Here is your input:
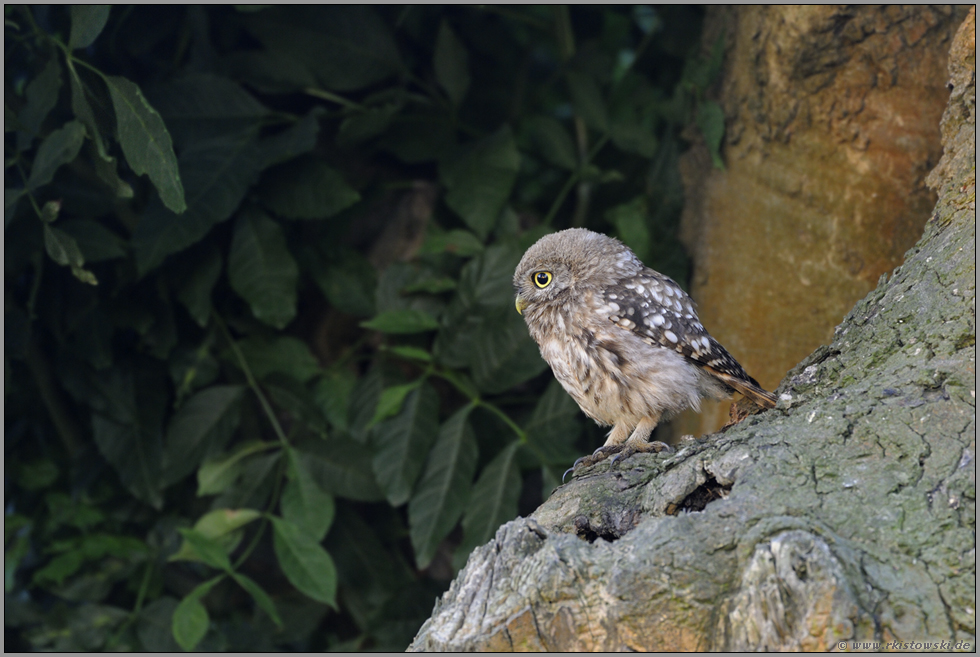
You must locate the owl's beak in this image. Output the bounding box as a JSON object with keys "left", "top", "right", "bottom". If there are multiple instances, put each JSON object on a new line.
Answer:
{"left": 515, "top": 295, "right": 527, "bottom": 315}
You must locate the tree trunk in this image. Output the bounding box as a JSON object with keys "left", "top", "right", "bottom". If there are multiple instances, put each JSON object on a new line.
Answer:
{"left": 672, "top": 5, "right": 966, "bottom": 438}
{"left": 409, "top": 8, "right": 975, "bottom": 652}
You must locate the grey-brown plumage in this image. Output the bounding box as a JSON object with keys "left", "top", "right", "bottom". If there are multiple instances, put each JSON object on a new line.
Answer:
{"left": 514, "top": 228, "right": 776, "bottom": 471}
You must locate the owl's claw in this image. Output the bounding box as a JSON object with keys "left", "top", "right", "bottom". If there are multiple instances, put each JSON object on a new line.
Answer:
{"left": 564, "top": 441, "right": 673, "bottom": 480}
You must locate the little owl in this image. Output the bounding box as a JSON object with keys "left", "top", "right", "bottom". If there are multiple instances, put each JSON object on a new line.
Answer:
{"left": 514, "top": 228, "right": 776, "bottom": 474}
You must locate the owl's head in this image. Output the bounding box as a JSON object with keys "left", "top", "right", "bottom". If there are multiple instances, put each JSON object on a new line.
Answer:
{"left": 513, "top": 228, "right": 639, "bottom": 316}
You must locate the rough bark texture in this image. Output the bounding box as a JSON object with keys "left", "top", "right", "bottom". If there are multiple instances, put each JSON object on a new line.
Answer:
{"left": 409, "top": 9, "right": 975, "bottom": 652}
{"left": 673, "top": 5, "right": 968, "bottom": 437}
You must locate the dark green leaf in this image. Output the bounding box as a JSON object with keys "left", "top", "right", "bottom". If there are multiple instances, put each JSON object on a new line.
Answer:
{"left": 40, "top": 200, "right": 60, "bottom": 223}
{"left": 147, "top": 73, "right": 269, "bottom": 147}
{"left": 409, "top": 406, "right": 478, "bottom": 569}
{"left": 523, "top": 379, "right": 581, "bottom": 466}
{"left": 234, "top": 335, "right": 321, "bottom": 383}
{"left": 299, "top": 439, "right": 384, "bottom": 502}
{"left": 526, "top": 116, "right": 577, "bottom": 170}
{"left": 174, "top": 247, "right": 222, "bottom": 326}
{"left": 271, "top": 516, "right": 338, "bottom": 607}
{"left": 163, "top": 385, "right": 245, "bottom": 486}
{"left": 337, "top": 104, "right": 400, "bottom": 146}
{"left": 610, "top": 121, "right": 658, "bottom": 158}
{"left": 302, "top": 247, "right": 376, "bottom": 318}
{"left": 17, "top": 55, "right": 61, "bottom": 146}
{"left": 172, "top": 577, "right": 221, "bottom": 651}
{"left": 440, "top": 126, "right": 520, "bottom": 239}
{"left": 360, "top": 309, "right": 438, "bottom": 334}
{"left": 469, "top": 311, "right": 548, "bottom": 394}
{"left": 312, "top": 367, "right": 356, "bottom": 432}
{"left": 69, "top": 6, "right": 111, "bottom": 49}
{"left": 220, "top": 50, "right": 317, "bottom": 95}
{"left": 402, "top": 276, "right": 457, "bottom": 294}
{"left": 243, "top": 6, "right": 401, "bottom": 92}
{"left": 68, "top": 67, "right": 111, "bottom": 160}
{"left": 606, "top": 196, "right": 650, "bottom": 263}
{"left": 419, "top": 228, "right": 484, "bottom": 257}
{"left": 106, "top": 75, "right": 185, "bottom": 213}
{"left": 260, "top": 110, "right": 321, "bottom": 168}
{"left": 137, "top": 597, "right": 181, "bottom": 652}
{"left": 231, "top": 572, "right": 283, "bottom": 627}
{"left": 566, "top": 71, "right": 609, "bottom": 132}
{"left": 264, "top": 373, "right": 329, "bottom": 438}
{"left": 197, "top": 441, "right": 278, "bottom": 496}
{"left": 27, "top": 120, "right": 86, "bottom": 190}
{"left": 132, "top": 129, "right": 263, "bottom": 274}
{"left": 385, "top": 346, "right": 432, "bottom": 363}
{"left": 371, "top": 383, "right": 440, "bottom": 506}
{"left": 228, "top": 207, "right": 299, "bottom": 329}
{"left": 57, "top": 220, "right": 127, "bottom": 263}
{"left": 697, "top": 100, "right": 725, "bottom": 169}
{"left": 282, "top": 447, "right": 335, "bottom": 541}
{"left": 379, "top": 111, "right": 457, "bottom": 163}
{"left": 433, "top": 21, "right": 470, "bottom": 107}
{"left": 459, "top": 442, "right": 521, "bottom": 555}
{"left": 258, "top": 159, "right": 359, "bottom": 220}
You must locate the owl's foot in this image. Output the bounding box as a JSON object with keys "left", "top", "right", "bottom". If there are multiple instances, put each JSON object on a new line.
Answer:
{"left": 562, "top": 440, "right": 672, "bottom": 481}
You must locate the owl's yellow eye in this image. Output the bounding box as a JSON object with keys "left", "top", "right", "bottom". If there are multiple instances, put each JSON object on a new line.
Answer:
{"left": 533, "top": 271, "right": 553, "bottom": 289}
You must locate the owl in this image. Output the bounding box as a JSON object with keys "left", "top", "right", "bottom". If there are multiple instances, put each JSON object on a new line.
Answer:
{"left": 514, "top": 228, "right": 776, "bottom": 473}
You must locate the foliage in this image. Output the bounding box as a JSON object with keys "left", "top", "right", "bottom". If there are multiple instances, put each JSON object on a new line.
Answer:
{"left": 5, "top": 5, "right": 717, "bottom": 650}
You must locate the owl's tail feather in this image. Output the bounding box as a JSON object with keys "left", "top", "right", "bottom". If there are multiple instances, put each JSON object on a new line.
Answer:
{"left": 703, "top": 366, "right": 778, "bottom": 409}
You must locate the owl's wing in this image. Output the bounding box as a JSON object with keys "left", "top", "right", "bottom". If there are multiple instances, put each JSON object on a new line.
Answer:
{"left": 600, "top": 271, "right": 777, "bottom": 408}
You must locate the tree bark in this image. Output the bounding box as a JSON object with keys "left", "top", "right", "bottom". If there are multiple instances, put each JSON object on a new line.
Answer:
{"left": 409, "top": 8, "right": 975, "bottom": 652}
{"left": 673, "top": 5, "right": 967, "bottom": 437}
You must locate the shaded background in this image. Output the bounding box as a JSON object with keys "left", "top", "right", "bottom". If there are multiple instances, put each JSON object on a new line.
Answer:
{"left": 4, "top": 5, "right": 958, "bottom": 651}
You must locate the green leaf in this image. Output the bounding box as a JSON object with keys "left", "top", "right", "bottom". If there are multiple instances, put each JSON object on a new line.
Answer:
{"left": 172, "top": 577, "right": 222, "bottom": 651}
{"left": 299, "top": 440, "right": 384, "bottom": 502}
{"left": 17, "top": 54, "right": 61, "bottom": 146}
{"left": 460, "top": 442, "right": 521, "bottom": 555}
{"left": 175, "top": 529, "right": 232, "bottom": 571}
{"left": 57, "top": 220, "right": 127, "bottom": 263}
{"left": 258, "top": 159, "right": 359, "bottom": 220}
{"left": 132, "top": 129, "right": 263, "bottom": 274}
{"left": 27, "top": 120, "right": 86, "bottom": 190}
{"left": 264, "top": 373, "right": 329, "bottom": 438}
{"left": 230, "top": 572, "right": 282, "bottom": 627}
{"left": 197, "top": 441, "right": 278, "bottom": 496}
{"left": 370, "top": 380, "right": 422, "bottom": 426}
{"left": 271, "top": 516, "right": 338, "bottom": 607}
{"left": 234, "top": 336, "right": 321, "bottom": 383}
{"left": 523, "top": 379, "right": 582, "bottom": 466}
{"left": 469, "top": 311, "right": 548, "bottom": 394}
{"left": 402, "top": 276, "right": 457, "bottom": 294}
{"left": 146, "top": 73, "right": 269, "bottom": 147}
{"left": 169, "top": 509, "right": 260, "bottom": 564}
{"left": 606, "top": 196, "right": 650, "bottom": 263}
{"left": 69, "top": 5, "right": 111, "bottom": 49}
{"left": 282, "top": 447, "right": 335, "bottom": 541}
{"left": 89, "top": 364, "right": 167, "bottom": 509}
{"left": 228, "top": 207, "right": 299, "bottom": 329}
{"left": 440, "top": 127, "right": 520, "bottom": 240}
{"left": 385, "top": 346, "right": 432, "bottom": 363}
{"left": 433, "top": 21, "right": 470, "bottom": 107}
{"left": 371, "top": 383, "right": 440, "bottom": 506}
{"left": 360, "top": 309, "right": 438, "bottom": 335}
{"left": 697, "top": 100, "right": 726, "bottom": 169}
{"left": 419, "top": 228, "right": 484, "bottom": 257}
{"left": 260, "top": 109, "right": 321, "bottom": 168}
{"left": 43, "top": 224, "right": 85, "bottom": 268}
{"left": 525, "top": 116, "right": 577, "bottom": 170}
{"left": 566, "top": 71, "right": 609, "bottom": 132}
{"left": 312, "top": 367, "right": 356, "bottom": 432}
{"left": 243, "top": 6, "right": 401, "bottom": 92}
{"left": 220, "top": 50, "right": 317, "bottom": 95}
{"left": 162, "top": 385, "right": 245, "bottom": 486}
{"left": 105, "top": 75, "right": 185, "bottom": 212}
{"left": 303, "top": 248, "right": 376, "bottom": 317}
{"left": 137, "top": 597, "right": 181, "bottom": 652}
{"left": 610, "top": 121, "right": 659, "bottom": 158}
{"left": 408, "top": 406, "right": 478, "bottom": 569}
{"left": 174, "top": 247, "right": 222, "bottom": 326}
{"left": 68, "top": 67, "right": 111, "bottom": 160}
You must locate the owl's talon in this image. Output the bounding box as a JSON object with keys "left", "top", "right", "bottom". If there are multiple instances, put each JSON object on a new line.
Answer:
{"left": 561, "top": 466, "right": 576, "bottom": 483}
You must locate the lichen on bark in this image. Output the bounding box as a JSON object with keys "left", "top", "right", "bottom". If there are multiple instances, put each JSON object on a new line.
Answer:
{"left": 409, "top": 8, "right": 975, "bottom": 652}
